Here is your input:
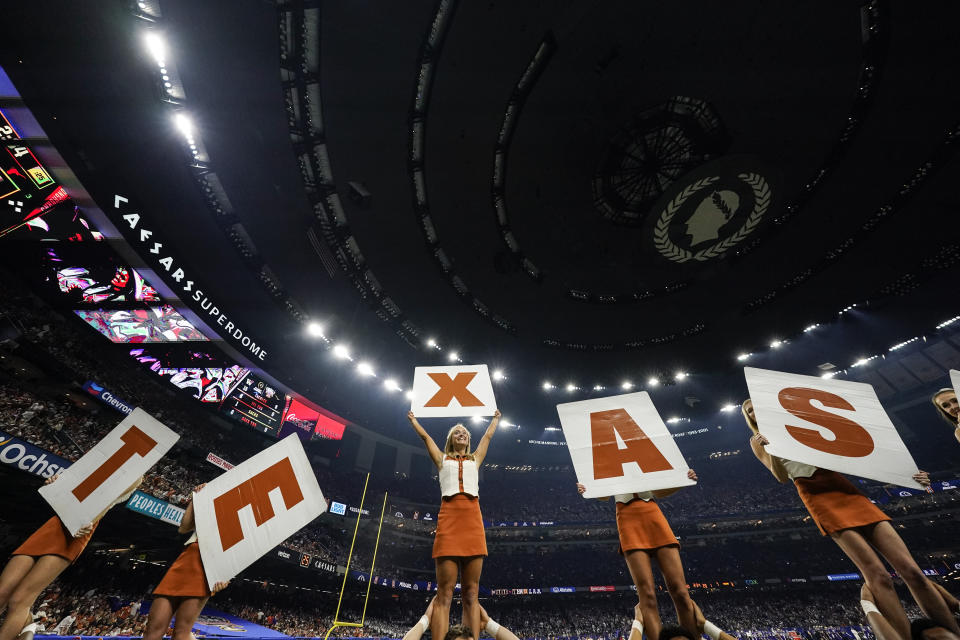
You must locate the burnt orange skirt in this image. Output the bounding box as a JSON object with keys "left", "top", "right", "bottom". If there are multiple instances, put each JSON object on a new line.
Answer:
{"left": 432, "top": 494, "right": 487, "bottom": 558}
{"left": 616, "top": 498, "right": 678, "bottom": 553}
{"left": 153, "top": 543, "right": 211, "bottom": 598}
{"left": 794, "top": 469, "right": 890, "bottom": 536}
{"left": 13, "top": 516, "right": 97, "bottom": 563}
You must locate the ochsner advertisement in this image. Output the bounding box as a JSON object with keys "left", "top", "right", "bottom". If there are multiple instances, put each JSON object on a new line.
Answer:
{"left": 82, "top": 381, "right": 135, "bottom": 415}
{"left": 0, "top": 430, "right": 71, "bottom": 478}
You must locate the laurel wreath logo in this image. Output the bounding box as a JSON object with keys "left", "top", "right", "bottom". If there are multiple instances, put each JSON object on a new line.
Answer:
{"left": 654, "top": 173, "right": 770, "bottom": 263}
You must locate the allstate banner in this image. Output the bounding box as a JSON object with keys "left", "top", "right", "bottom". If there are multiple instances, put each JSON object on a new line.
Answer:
{"left": 191, "top": 607, "right": 288, "bottom": 638}
{"left": 81, "top": 381, "right": 135, "bottom": 415}
{"left": 125, "top": 490, "right": 185, "bottom": 526}
{"left": 0, "top": 430, "right": 71, "bottom": 478}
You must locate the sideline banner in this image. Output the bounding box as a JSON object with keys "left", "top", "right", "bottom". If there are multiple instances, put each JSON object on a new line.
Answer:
{"left": 744, "top": 367, "right": 921, "bottom": 488}
{"left": 410, "top": 364, "right": 497, "bottom": 417}
{"left": 0, "top": 430, "right": 71, "bottom": 478}
{"left": 194, "top": 435, "right": 327, "bottom": 589}
{"left": 81, "top": 381, "right": 135, "bottom": 415}
{"left": 191, "top": 607, "right": 289, "bottom": 638}
{"left": 206, "top": 452, "right": 234, "bottom": 471}
{"left": 125, "top": 489, "right": 185, "bottom": 526}
{"left": 557, "top": 392, "right": 694, "bottom": 498}
{"left": 38, "top": 408, "right": 180, "bottom": 534}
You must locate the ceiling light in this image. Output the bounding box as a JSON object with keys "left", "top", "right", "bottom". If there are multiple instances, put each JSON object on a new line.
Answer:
{"left": 447, "top": 351, "right": 459, "bottom": 362}
{"left": 144, "top": 32, "right": 166, "bottom": 65}
{"left": 404, "top": 390, "right": 414, "bottom": 400}
{"left": 470, "top": 415, "right": 483, "bottom": 424}
{"left": 306, "top": 322, "right": 325, "bottom": 338}
{"left": 666, "top": 417, "right": 681, "bottom": 424}
{"left": 736, "top": 353, "right": 751, "bottom": 361}
{"left": 803, "top": 324, "right": 819, "bottom": 333}
{"left": 332, "top": 344, "right": 351, "bottom": 360}
{"left": 492, "top": 369, "right": 505, "bottom": 381}
{"left": 821, "top": 372, "right": 838, "bottom": 379}
{"left": 621, "top": 381, "right": 634, "bottom": 390}
{"left": 383, "top": 379, "right": 401, "bottom": 392}
{"left": 357, "top": 362, "right": 375, "bottom": 377}
{"left": 593, "top": 385, "right": 605, "bottom": 391}
{"left": 720, "top": 404, "right": 737, "bottom": 413}
{"left": 544, "top": 427, "right": 560, "bottom": 432}
{"left": 565, "top": 383, "right": 576, "bottom": 393}
{"left": 647, "top": 377, "right": 659, "bottom": 387}
{"left": 769, "top": 340, "right": 782, "bottom": 349}
{"left": 674, "top": 371, "right": 687, "bottom": 381}
{"left": 173, "top": 113, "right": 193, "bottom": 139}
{"left": 542, "top": 381, "right": 554, "bottom": 391}
{"left": 426, "top": 338, "right": 437, "bottom": 348}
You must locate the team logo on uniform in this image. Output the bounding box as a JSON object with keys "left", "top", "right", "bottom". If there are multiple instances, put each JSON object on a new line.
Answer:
{"left": 651, "top": 157, "right": 775, "bottom": 263}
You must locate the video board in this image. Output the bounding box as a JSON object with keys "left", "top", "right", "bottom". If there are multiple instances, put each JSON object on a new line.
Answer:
{"left": 77, "top": 306, "right": 206, "bottom": 343}
{"left": 220, "top": 373, "right": 285, "bottom": 436}
{"left": 129, "top": 347, "right": 249, "bottom": 404}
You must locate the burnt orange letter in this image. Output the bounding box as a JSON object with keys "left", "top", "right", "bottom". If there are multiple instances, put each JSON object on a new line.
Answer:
{"left": 590, "top": 409, "right": 673, "bottom": 480}
{"left": 777, "top": 387, "right": 875, "bottom": 457}
{"left": 424, "top": 372, "right": 483, "bottom": 407}
{"left": 213, "top": 457, "right": 305, "bottom": 551}
{"left": 72, "top": 425, "right": 157, "bottom": 502}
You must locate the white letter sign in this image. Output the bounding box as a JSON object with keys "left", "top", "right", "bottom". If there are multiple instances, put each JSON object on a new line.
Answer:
{"left": 194, "top": 435, "right": 326, "bottom": 589}
{"left": 38, "top": 408, "right": 179, "bottom": 535}
{"left": 743, "top": 366, "right": 922, "bottom": 488}
{"left": 557, "top": 392, "right": 695, "bottom": 498}
{"left": 410, "top": 364, "right": 497, "bottom": 417}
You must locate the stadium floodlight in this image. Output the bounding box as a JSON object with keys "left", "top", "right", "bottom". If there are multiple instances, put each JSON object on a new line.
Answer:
{"left": 307, "top": 322, "right": 325, "bottom": 338}
{"left": 173, "top": 113, "right": 193, "bottom": 139}
{"left": 470, "top": 415, "right": 483, "bottom": 424}
{"left": 736, "top": 353, "right": 751, "bottom": 361}
{"left": 565, "top": 383, "right": 577, "bottom": 393}
{"left": 621, "top": 381, "right": 634, "bottom": 390}
{"left": 492, "top": 369, "right": 505, "bottom": 381}
{"left": 720, "top": 403, "right": 737, "bottom": 413}
{"left": 144, "top": 32, "right": 166, "bottom": 65}
{"left": 426, "top": 338, "right": 437, "bottom": 348}
{"left": 357, "top": 362, "right": 375, "bottom": 377}
{"left": 674, "top": 371, "right": 687, "bottom": 381}
{"left": 769, "top": 339, "right": 782, "bottom": 349}
{"left": 383, "top": 379, "right": 401, "bottom": 392}
{"left": 405, "top": 390, "right": 414, "bottom": 400}
{"left": 447, "top": 351, "right": 459, "bottom": 362}
{"left": 647, "top": 377, "right": 659, "bottom": 387}
{"left": 542, "top": 381, "right": 554, "bottom": 391}
{"left": 333, "top": 344, "right": 351, "bottom": 360}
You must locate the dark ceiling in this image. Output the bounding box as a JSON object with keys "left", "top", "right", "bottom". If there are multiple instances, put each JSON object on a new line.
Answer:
{"left": 3, "top": 0, "right": 960, "bottom": 439}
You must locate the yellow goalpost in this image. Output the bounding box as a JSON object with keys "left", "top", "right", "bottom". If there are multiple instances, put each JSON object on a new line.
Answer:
{"left": 323, "top": 472, "right": 388, "bottom": 640}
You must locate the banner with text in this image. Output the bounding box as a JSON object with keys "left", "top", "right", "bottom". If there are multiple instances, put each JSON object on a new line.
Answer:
{"left": 0, "top": 430, "right": 71, "bottom": 479}
{"left": 125, "top": 489, "right": 185, "bottom": 526}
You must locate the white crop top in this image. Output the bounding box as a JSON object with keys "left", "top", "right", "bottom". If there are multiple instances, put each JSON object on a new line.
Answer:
{"left": 614, "top": 491, "right": 655, "bottom": 504}
{"left": 779, "top": 458, "right": 818, "bottom": 481}
{"left": 439, "top": 455, "right": 479, "bottom": 498}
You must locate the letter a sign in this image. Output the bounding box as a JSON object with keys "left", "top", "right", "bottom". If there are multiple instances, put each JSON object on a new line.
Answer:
{"left": 39, "top": 408, "right": 179, "bottom": 535}
{"left": 557, "top": 392, "right": 695, "bottom": 498}
{"left": 410, "top": 365, "right": 498, "bottom": 418}
{"left": 194, "top": 435, "right": 326, "bottom": 589}
{"left": 743, "top": 367, "right": 922, "bottom": 488}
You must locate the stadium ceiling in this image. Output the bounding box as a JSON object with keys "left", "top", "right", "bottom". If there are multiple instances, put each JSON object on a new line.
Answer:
{"left": 3, "top": 0, "right": 960, "bottom": 431}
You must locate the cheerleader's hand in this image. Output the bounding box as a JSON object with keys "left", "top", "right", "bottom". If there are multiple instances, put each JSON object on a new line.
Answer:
{"left": 493, "top": 410, "right": 501, "bottom": 419}
{"left": 913, "top": 470, "right": 931, "bottom": 486}
{"left": 192, "top": 483, "right": 206, "bottom": 494}
{"left": 575, "top": 483, "right": 586, "bottom": 495}
{"left": 44, "top": 472, "right": 62, "bottom": 486}
{"left": 693, "top": 601, "right": 706, "bottom": 632}
{"left": 687, "top": 469, "right": 698, "bottom": 482}
{"left": 751, "top": 433, "right": 770, "bottom": 447}
{"left": 74, "top": 523, "right": 93, "bottom": 538}
{"left": 425, "top": 596, "right": 436, "bottom": 620}
{"left": 634, "top": 603, "right": 643, "bottom": 623}
{"left": 212, "top": 581, "right": 230, "bottom": 594}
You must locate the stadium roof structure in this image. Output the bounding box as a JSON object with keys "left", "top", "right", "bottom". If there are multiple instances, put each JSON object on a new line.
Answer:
{"left": 2, "top": 0, "right": 960, "bottom": 441}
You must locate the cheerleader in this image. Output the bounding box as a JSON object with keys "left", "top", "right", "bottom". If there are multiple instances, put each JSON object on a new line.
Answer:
{"left": 931, "top": 388, "right": 960, "bottom": 443}
{"left": 143, "top": 483, "right": 228, "bottom": 640}
{"left": 407, "top": 410, "right": 500, "bottom": 640}
{"left": 741, "top": 399, "right": 960, "bottom": 639}
{"left": 576, "top": 468, "right": 701, "bottom": 640}
{"left": 0, "top": 473, "right": 141, "bottom": 640}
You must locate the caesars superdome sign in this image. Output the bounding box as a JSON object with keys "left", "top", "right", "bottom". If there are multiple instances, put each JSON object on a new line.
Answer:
{"left": 649, "top": 156, "right": 780, "bottom": 264}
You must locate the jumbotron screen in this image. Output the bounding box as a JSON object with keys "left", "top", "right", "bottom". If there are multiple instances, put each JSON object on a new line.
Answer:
{"left": 220, "top": 373, "right": 285, "bottom": 436}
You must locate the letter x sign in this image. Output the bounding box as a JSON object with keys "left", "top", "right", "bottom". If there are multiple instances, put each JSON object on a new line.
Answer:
{"left": 39, "top": 408, "right": 179, "bottom": 535}
{"left": 410, "top": 365, "right": 498, "bottom": 418}
{"left": 744, "top": 367, "right": 922, "bottom": 488}
{"left": 194, "top": 435, "right": 327, "bottom": 589}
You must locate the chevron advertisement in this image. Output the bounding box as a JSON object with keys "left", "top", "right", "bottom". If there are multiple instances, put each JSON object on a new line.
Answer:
{"left": 82, "top": 380, "right": 135, "bottom": 415}
{"left": 0, "top": 430, "right": 71, "bottom": 478}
